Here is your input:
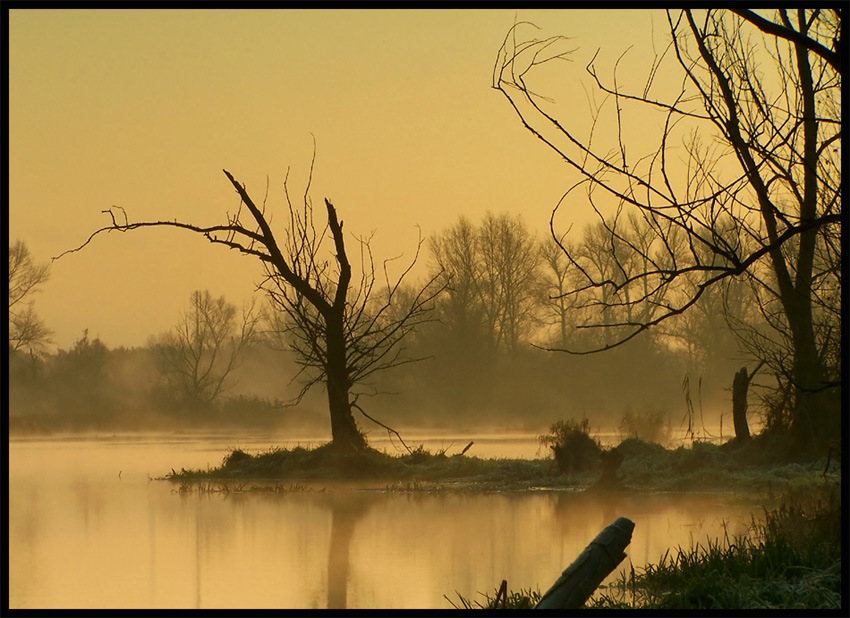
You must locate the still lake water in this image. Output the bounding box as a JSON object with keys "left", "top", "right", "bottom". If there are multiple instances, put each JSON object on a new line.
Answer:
{"left": 9, "top": 433, "right": 763, "bottom": 609}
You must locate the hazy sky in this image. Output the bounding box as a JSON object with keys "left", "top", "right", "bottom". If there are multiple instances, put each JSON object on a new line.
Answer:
{"left": 10, "top": 9, "right": 667, "bottom": 349}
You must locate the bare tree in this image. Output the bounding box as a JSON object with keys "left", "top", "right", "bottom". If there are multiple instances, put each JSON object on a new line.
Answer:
{"left": 58, "top": 160, "right": 440, "bottom": 453}
{"left": 494, "top": 9, "right": 841, "bottom": 449}
{"left": 480, "top": 212, "right": 541, "bottom": 351}
{"left": 429, "top": 212, "right": 540, "bottom": 352}
{"left": 429, "top": 216, "right": 486, "bottom": 349}
{"left": 152, "top": 289, "right": 258, "bottom": 404}
{"left": 261, "top": 211, "right": 442, "bottom": 432}
{"left": 9, "top": 240, "right": 52, "bottom": 354}
{"left": 538, "top": 233, "right": 575, "bottom": 348}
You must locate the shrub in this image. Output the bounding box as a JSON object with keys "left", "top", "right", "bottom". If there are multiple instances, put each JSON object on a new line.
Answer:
{"left": 539, "top": 418, "right": 601, "bottom": 474}
{"left": 617, "top": 408, "right": 670, "bottom": 445}
{"left": 222, "top": 448, "right": 253, "bottom": 468}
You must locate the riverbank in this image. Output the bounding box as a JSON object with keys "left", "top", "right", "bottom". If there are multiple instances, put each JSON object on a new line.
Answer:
{"left": 450, "top": 481, "right": 842, "bottom": 610}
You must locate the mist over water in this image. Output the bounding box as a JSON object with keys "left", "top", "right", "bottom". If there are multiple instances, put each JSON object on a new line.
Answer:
{"left": 10, "top": 435, "right": 762, "bottom": 610}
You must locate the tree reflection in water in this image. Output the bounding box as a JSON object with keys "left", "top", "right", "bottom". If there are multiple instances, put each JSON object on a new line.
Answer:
{"left": 325, "top": 491, "right": 374, "bottom": 609}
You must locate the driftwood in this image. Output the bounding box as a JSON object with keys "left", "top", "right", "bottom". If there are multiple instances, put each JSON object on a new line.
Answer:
{"left": 535, "top": 516, "right": 635, "bottom": 609}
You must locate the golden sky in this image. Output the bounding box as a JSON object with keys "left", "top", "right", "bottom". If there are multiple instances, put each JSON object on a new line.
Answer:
{"left": 10, "top": 9, "right": 667, "bottom": 349}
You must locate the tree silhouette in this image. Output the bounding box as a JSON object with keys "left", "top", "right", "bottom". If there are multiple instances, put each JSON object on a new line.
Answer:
{"left": 494, "top": 9, "right": 841, "bottom": 449}
{"left": 152, "top": 289, "right": 258, "bottom": 405}
{"left": 59, "top": 160, "right": 440, "bottom": 452}
{"left": 9, "top": 240, "right": 52, "bottom": 354}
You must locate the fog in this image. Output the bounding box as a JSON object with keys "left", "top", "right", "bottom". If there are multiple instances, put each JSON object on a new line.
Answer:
{"left": 9, "top": 309, "right": 748, "bottom": 446}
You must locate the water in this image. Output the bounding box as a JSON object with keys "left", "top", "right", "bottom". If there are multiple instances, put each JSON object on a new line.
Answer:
{"left": 9, "top": 434, "right": 762, "bottom": 609}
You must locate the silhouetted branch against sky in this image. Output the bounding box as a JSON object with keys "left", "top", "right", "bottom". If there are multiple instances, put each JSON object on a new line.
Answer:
{"left": 494, "top": 10, "right": 841, "bottom": 359}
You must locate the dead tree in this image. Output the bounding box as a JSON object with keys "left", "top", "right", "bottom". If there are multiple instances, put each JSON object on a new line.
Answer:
{"left": 494, "top": 9, "right": 841, "bottom": 450}
{"left": 57, "top": 161, "right": 442, "bottom": 453}
{"left": 731, "top": 367, "right": 751, "bottom": 441}
{"left": 731, "top": 361, "right": 765, "bottom": 441}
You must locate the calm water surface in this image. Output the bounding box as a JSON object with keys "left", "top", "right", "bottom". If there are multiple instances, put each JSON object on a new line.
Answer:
{"left": 9, "top": 434, "right": 762, "bottom": 609}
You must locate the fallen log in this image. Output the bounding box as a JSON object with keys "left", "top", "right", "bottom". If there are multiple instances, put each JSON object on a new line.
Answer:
{"left": 535, "top": 516, "right": 635, "bottom": 609}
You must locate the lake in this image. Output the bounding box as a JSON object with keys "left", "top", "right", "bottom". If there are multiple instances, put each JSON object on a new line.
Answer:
{"left": 9, "top": 433, "right": 763, "bottom": 609}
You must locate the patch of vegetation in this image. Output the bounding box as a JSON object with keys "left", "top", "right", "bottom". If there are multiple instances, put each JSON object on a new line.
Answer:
{"left": 617, "top": 407, "right": 670, "bottom": 445}
{"left": 167, "top": 442, "right": 563, "bottom": 489}
{"left": 538, "top": 418, "right": 602, "bottom": 475}
{"left": 445, "top": 580, "right": 542, "bottom": 609}
{"left": 612, "top": 436, "right": 835, "bottom": 493}
{"left": 588, "top": 484, "right": 841, "bottom": 609}
{"left": 165, "top": 425, "right": 838, "bottom": 495}
{"left": 172, "top": 480, "right": 319, "bottom": 495}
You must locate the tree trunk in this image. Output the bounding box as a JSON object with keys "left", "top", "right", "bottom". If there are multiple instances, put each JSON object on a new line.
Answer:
{"left": 325, "top": 311, "right": 367, "bottom": 453}
{"left": 732, "top": 367, "right": 751, "bottom": 441}
{"left": 785, "top": 22, "right": 833, "bottom": 453}
{"left": 791, "top": 326, "right": 830, "bottom": 447}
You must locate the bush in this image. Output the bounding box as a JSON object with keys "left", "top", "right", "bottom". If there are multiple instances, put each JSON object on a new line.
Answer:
{"left": 617, "top": 407, "right": 670, "bottom": 445}
{"left": 221, "top": 448, "right": 253, "bottom": 468}
{"left": 539, "top": 418, "right": 601, "bottom": 474}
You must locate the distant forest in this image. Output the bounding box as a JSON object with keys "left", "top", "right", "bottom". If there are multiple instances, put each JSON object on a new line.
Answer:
{"left": 10, "top": 209, "right": 811, "bottom": 441}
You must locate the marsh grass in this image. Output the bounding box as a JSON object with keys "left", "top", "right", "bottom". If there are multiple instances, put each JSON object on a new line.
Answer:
{"left": 590, "top": 488, "right": 841, "bottom": 609}
{"left": 614, "top": 437, "right": 836, "bottom": 493}
{"left": 167, "top": 442, "right": 561, "bottom": 489}
{"left": 445, "top": 581, "right": 542, "bottom": 609}
{"left": 539, "top": 418, "right": 601, "bottom": 475}
{"left": 172, "top": 481, "right": 319, "bottom": 495}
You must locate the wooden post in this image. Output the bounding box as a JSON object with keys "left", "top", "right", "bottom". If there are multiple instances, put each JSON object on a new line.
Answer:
{"left": 732, "top": 366, "right": 754, "bottom": 441}
{"left": 535, "top": 516, "right": 635, "bottom": 609}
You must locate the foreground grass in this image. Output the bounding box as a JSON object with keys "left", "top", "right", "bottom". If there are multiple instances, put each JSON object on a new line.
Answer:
{"left": 449, "top": 483, "right": 841, "bottom": 610}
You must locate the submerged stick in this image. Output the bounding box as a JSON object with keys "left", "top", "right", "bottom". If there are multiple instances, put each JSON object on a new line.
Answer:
{"left": 535, "top": 516, "right": 635, "bottom": 609}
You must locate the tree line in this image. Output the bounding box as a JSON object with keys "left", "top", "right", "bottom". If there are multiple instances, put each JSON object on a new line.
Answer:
{"left": 8, "top": 208, "right": 785, "bottom": 442}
